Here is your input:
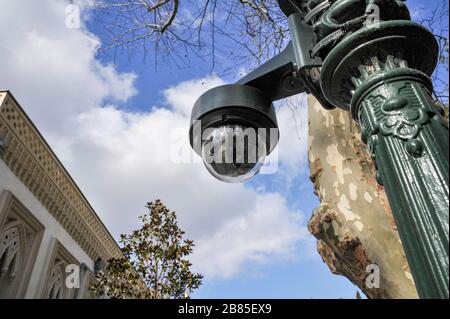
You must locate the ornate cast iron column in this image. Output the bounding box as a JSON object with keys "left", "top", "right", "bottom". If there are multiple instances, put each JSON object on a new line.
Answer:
{"left": 294, "top": 0, "right": 449, "bottom": 298}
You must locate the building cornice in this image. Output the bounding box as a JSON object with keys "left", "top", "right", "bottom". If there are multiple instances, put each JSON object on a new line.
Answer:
{"left": 0, "top": 91, "right": 122, "bottom": 262}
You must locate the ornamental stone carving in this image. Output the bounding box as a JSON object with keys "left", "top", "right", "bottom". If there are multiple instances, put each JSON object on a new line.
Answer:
{"left": 0, "top": 91, "right": 121, "bottom": 262}
{"left": 0, "top": 191, "right": 44, "bottom": 298}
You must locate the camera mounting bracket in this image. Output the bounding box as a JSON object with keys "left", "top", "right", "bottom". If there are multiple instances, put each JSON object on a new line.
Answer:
{"left": 236, "top": 13, "right": 335, "bottom": 109}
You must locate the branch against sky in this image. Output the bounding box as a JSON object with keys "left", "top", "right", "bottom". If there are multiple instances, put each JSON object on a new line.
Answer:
{"left": 91, "top": 0, "right": 289, "bottom": 70}
{"left": 414, "top": 0, "right": 449, "bottom": 104}
{"left": 92, "top": 0, "right": 448, "bottom": 99}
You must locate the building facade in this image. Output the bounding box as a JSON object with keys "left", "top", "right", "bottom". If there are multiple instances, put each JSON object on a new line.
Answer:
{"left": 0, "top": 91, "right": 122, "bottom": 298}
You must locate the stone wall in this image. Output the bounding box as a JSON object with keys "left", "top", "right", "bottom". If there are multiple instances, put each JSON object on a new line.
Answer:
{"left": 0, "top": 91, "right": 118, "bottom": 298}
{"left": 0, "top": 160, "right": 99, "bottom": 298}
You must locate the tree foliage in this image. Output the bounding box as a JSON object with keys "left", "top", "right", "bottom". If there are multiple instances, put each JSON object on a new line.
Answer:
{"left": 92, "top": 200, "right": 203, "bottom": 299}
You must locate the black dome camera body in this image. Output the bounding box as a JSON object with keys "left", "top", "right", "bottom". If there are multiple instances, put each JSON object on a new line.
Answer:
{"left": 189, "top": 85, "right": 279, "bottom": 183}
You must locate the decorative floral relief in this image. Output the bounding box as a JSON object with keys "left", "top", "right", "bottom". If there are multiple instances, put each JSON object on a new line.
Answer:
{"left": 379, "top": 107, "right": 429, "bottom": 140}
{"left": 0, "top": 95, "right": 121, "bottom": 261}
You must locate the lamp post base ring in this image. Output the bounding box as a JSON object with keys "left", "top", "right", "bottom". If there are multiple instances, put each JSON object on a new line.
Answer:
{"left": 320, "top": 20, "right": 438, "bottom": 110}
{"left": 350, "top": 68, "right": 432, "bottom": 121}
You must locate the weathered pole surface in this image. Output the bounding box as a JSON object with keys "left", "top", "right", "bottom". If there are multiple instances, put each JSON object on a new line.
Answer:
{"left": 296, "top": 0, "right": 449, "bottom": 298}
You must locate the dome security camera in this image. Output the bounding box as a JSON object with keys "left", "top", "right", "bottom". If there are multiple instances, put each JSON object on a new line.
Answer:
{"left": 189, "top": 85, "right": 279, "bottom": 183}
{"left": 188, "top": 12, "right": 330, "bottom": 183}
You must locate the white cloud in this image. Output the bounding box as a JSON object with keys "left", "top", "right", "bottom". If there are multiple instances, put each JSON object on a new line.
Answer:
{"left": 192, "top": 193, "right": 306, "bottom": 278}
{"left": 275, "top": 95, "right": 309, "bottom": 170}
{"left": 0, "top": 0, "right": 137, "bottom": 133}
{"left": 0, "top": 0, "right": 310, "bottom": 280}
{"left": 60, "top": 79, "right": 309, "bottom": 278}
{"left": 164, "top": 75, "right": 225, "bottom": 116}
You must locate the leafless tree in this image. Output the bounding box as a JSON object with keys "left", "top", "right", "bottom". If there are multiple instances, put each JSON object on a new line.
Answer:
{"left": 91, "top": 0, "right": 289, "bottom": 71}
{"left": 90, "top": 0, "right": 448, "bottom": 298}
{"left": 92, "top": 0, "right": 448, "bottom": 101}
{"left": 415, "top": 0, "right": 449, "bottom": 105}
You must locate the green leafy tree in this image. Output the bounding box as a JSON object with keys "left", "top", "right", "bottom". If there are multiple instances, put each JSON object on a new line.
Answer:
{"left": 92, "top": 200, "right": 203, "bottom": 299}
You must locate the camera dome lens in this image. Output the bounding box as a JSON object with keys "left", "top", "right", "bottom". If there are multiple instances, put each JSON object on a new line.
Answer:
{"left": 201, "top": 125, "right": 267, "bottom": 183}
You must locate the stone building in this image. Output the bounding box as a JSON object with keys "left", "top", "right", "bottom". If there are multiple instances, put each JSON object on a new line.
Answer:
{"left": 0, "top": 90, "right": 122, "bottom": 298}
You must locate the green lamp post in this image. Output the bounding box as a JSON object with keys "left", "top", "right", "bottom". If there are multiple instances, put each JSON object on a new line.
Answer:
{"left": 189, "top": 0, "right": 449, "bottom": 298}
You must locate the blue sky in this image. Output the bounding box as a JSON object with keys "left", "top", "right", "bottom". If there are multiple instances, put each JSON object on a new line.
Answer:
{"left": 0, "top": 0, "right": 447, "bottom": 299}
{"left": 85, "top": 0, "right": 446, "bottom": 299}
{"left": 85, "top": 1, "right": 362, "bottom": 298}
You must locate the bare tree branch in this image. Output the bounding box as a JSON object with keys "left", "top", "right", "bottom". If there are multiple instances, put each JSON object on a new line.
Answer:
{"left": 415, "top": 0, "right": 449, "bottom": 105}
{"left": 90, "top": 0, "right": 448, "bottom": 100}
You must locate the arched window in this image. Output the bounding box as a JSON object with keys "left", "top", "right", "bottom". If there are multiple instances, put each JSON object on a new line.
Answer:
{"left": 41, "top": 239, "right": 81, "bottom": 299}
{"left": 0, "top": 225, "right": 21, "bottom": 279}
{"left": 0, "top": 221, "right": 26, "bottom": 299}
{"left": 0, "top": 191, "right": 44, "bottom": 298}
{"left": 45, "top": 261, "right": 65, "bottom": 299}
